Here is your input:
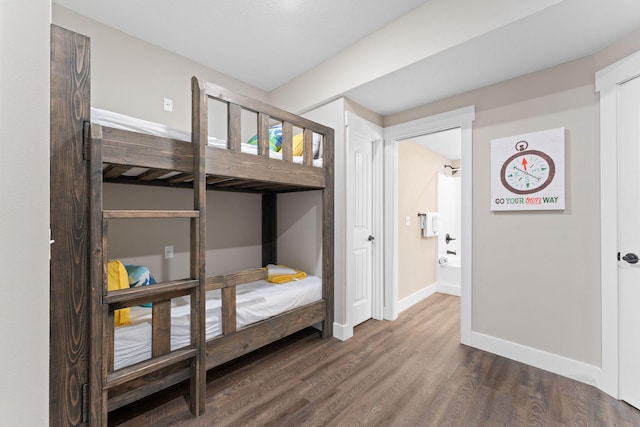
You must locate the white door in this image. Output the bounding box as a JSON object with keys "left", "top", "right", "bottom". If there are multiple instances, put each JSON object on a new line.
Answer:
{"left": 347, "top": 116, "right": 375, "bottom": 326}
{"left": 619, "top": 74, "right": 640, "bottom": 409}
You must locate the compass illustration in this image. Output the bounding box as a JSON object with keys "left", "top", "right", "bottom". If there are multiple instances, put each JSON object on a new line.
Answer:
{"left": 500, "top": 141, "right": 555, "bottom": 195}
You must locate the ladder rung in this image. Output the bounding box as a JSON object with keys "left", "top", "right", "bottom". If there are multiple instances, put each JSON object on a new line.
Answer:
{"left": 104, "top": 279, "right": 199, "bottom": 308}
{"left": 104, "top": 347, "right": 198, "bottom": 390}
{"left": 103, "top": 209, "right": 199, "bottom": 219}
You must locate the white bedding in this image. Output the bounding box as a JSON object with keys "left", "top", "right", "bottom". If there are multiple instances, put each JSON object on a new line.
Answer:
{"left": 113, "top": 275, "right": 322, "bottom": 370}
{"left": 91, "top": 108, "right": 323, "bottom": 168}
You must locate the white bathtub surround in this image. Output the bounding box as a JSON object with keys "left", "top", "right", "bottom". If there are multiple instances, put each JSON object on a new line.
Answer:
{"left": 436, "top": 253, "right": 462, "bottom": 296}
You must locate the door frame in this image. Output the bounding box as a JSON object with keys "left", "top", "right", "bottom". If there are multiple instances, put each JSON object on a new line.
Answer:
{"left": 344, "top": 111, "right": 384, "bottom": 338}
{"left": 383, "top": 106, "right": 474, "bottom": 344}
{"left": 596, "top": 49, "right": 640, "bottom": 398}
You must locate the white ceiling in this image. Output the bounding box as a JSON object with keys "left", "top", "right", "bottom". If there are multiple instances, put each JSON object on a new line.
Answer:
{"left": 410, "top": 128, "right": 462, "bottom": 161}
{"left": 53, "top": 0, "right": 640, "bottom": 118}
{"left": 52, "top": 0, "right": 429, "bottom": 91}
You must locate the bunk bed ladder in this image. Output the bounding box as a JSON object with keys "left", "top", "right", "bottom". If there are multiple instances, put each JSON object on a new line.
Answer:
{"left": 88, "top": 89, "right": 207, "bottom": 423}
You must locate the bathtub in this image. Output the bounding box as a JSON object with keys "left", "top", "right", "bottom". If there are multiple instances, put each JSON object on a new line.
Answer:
{"left": 437, "top": 254, "right": 461, "bottom": 295}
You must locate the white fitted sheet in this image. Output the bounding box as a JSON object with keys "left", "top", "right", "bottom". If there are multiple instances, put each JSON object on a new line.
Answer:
{"left": 113, "top": 275, "right": 322, "bottom": 370}
{"left": 91, "top": 108, "right": 323, "bottom": 168}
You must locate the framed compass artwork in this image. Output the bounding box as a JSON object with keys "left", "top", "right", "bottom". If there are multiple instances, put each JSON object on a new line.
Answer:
{"left": 490, "top": 128, "right": 565, "bottom": 211}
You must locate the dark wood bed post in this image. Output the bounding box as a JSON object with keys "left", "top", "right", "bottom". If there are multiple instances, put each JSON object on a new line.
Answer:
{"left": 88, "top": 123, "right": 108, "bottom": 425}
{"left": 323, "top": 129, "right": 335, "bottom": 339}
{"left": 191, "top": 77, "right": 208, "bottom": 416}
{"left": 50, "top": 25, "right": 91, "bottom": 426}
{"left": 262, "top": 193, "right": 277, "bottom": 266}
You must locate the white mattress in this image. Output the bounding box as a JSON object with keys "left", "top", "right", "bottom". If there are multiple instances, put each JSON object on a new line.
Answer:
{"left": 113, "top": 275, "right": 322, "bottom": 370}
{"left": 91, "top": 108, "right": 323, "bottom": 168}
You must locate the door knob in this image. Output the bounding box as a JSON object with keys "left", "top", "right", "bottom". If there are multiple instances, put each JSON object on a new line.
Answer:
{"left": 622, "top": 253, "right": 639, "bottom": 264}
{"left": 368, "top": 235, "right": 375, "bottom": 241}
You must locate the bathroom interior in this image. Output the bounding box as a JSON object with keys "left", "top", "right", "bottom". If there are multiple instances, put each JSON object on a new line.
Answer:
{"left": 398, "top": 126, "right": 461, "bottom": 300}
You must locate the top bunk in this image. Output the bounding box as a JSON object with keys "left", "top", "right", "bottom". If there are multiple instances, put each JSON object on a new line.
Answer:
{"left": 92, "top": 77, "right": 334, "bottom": 193}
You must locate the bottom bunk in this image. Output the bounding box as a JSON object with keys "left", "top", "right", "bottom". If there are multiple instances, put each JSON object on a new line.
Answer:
{"left": 106, "top": 265, "right": 328, "bottom": 413}
{"left": 114, "top": 268, "right": 322, "bottom": 370}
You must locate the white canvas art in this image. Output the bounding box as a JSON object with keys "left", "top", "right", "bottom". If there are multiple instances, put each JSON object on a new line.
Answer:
{"left": 491, "top": 128, "right": 565, "bottom": 211}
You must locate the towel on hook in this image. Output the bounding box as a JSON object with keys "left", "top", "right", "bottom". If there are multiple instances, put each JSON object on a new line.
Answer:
{"left": 419, "top": 214, "right": 428, "bottom": 237}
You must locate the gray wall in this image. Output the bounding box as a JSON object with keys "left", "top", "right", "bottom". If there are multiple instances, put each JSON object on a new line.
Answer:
{"left": 53, "top": 5, "right": 268, "bottom": 131}
{"left": 385, "top": 28, "right": 640, "bottom": 366}
{"left": 0, "top": 1, "right": 51, "bottom": 424}
{"left": 104, "top": 184, "right": 263, "bottom": 280}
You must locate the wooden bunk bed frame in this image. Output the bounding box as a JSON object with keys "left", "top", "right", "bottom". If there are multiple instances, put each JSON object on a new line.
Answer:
{"left": 50, "top": 25, "right": 334, "bottom": 425}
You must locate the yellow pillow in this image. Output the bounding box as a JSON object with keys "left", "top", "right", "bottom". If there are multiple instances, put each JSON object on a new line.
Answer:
{"left": 107, "top": 260, "right": 131, "bottom": 326}
{"left": 292, "top": 133, "right": 304, "bottom": 157}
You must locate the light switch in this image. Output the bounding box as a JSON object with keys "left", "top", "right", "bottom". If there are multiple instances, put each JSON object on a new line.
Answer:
{"left": 164, "top": 245, "right": 174, "bottom": 259}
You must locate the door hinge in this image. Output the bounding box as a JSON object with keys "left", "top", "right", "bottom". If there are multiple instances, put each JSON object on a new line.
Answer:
{"left": 81, "top": 383, "right": 89, "bottom": 424}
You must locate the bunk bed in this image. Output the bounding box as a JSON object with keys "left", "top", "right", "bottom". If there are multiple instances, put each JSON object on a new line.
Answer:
{"left": 50, "top": 25, "right": 334, "bottom": 425}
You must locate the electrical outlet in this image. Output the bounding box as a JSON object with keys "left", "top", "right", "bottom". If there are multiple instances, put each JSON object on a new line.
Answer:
{"left": 163, "top": 97, "right": 173, "bottom": 112}
{"left": 164, "top": 245, "right": 174, "bottom": 259}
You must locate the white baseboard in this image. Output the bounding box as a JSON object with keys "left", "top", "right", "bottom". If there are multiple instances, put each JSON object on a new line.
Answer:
{"left": 333, "top": 321, "right": 353, "bottom": 341}
{"left": 397, "top": 282, "right": 462, "bottom": 313}
{"left": 435, "top": 282, "right": 461, "bottom": 296}
{"left": 398, "top": 283, "right": 438, "bottom": 313}
{"left": 470, "top": 331, "right": 602, "bottom": 388}
{"left": 395, "top": 284, "right": 603, "bottom": 393}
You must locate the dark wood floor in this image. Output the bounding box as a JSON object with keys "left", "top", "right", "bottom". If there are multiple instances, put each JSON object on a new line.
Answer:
{"left": 111, "top": 293, "right": 640, "bottom": 426}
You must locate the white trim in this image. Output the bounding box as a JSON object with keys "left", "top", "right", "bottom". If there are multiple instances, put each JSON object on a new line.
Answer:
{"left": 596, "top": 49, "right": 640, "bottom": 399}
{"left": 383, "top": 106, "right": 475, "bottom": 343}
{"left": 372, "top": 135, "right": 385, "bottom": 321}
{"left": 383, "top": 138, "right": 399, "bottom": 320}
{"left": 397, "top": 283, "right": 439, "bottom": 313}
{"left": 333, "top": 321, "right": 353, "bottom": 341}
{"left": 471, "top": 331, "right": 602, "bottom": 388}
{"left": 397, "top": 283, "right": 460, "bottom": 314}
{"left": 435, "top": 282, "right": 461, "bottom": 296}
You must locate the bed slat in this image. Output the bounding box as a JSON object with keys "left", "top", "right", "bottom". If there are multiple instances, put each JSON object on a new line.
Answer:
{"left": 103, "top": 209, "right": 199, "bottom": 219}
{"left": 303, "top": 128, "right": 313, "bottom": 166}
{"left": 205, "top": 301, "right": 326, "bottom": 370}
{"left": 107, "top": 368, "right": 191, "bottom": 411}
{"left": 227, "top": 103, "right": 241, "bottom": 151}
{"left": 105, "top": 347, "right": 198, "bottom": 390}
{"left": 103, "top": 164, "right": 134, "bottom": 179}
{"left": 258, "top": 112, "right": 270, "bottom": 156}
{"left": 168, "top": 173, "right": 193, "bottom": 184}
{"left": 221, "top": 287, "right": 236, "bottom": 335}
{"left": 138, "top": 168, "right": 173, "bottom": 181}
{"left": 205, "top": 268, "right": 267, "bottom": 291}
{"left": 152, "top": 300, "right": 171, "bottom": 357}
{"left": 202, "top": 79, "right": 332, "bottom": 135}
{"left": 281, "top": 121, "right": 293, "bottom": 162}
{"left": 104, "top": 278, "right": 198, "bottom": 308}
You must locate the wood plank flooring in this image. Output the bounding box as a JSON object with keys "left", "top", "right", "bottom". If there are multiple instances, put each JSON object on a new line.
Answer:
{"left": 110, "top": 293, "right": 640, "bottom": 426}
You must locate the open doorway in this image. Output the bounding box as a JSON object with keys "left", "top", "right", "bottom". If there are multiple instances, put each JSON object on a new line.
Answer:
{"left": 383, "top": 106, "right": 474, "bottom": 345}
{"left": 395, "top": 128, "right": 462, "bottom": 309}
{"left": 416, "top": 128, "right": 462, "bottom": 296}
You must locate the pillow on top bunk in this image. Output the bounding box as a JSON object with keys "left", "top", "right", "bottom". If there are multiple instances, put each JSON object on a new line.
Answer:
{"left": 107, "top": 260, "right": 131, "bottom": 326}
{"left": 124, "top": 264, "right": 156, "bottom": 288}
{"left": 124, "top": 264, "right": 156, "bottom": 308}
{"left": 246, "top": 124, "right": 282, "bottom": 152}
{"left": 292, "top": 133, "right": 323, "bottom": 157}
{"left": 265, "top": 264, "right": 307, "bottom": 284}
